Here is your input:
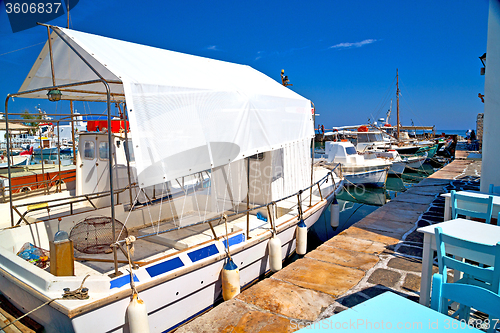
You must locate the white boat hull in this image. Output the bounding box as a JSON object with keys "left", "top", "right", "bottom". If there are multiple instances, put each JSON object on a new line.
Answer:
{"left": 404, "top": 152, "right": 427, "bottom": 170}
{"left": 343, "top": 168, "right": 388, "bottom": 187}
{"left": 388, "top": 161, "right": 406, "bottom": 175}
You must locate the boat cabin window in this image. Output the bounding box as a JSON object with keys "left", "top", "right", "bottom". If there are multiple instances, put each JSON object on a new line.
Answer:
{"left": 345, "top": 146, "right": 357, "bottom": 155}
{"left": 358, "top": 133, "right": 368, "bottom": 143}
{"left": 83, "top": 141, "right": 95, "bottom": 159}
{"left": 124, "top": 139, "right": 135, "bottom": 162}
{"left": 358, "top": 133, "right": 383, "bottom": 143}
{"left": 99, "top": 142, "right": 108, "bottom": 160}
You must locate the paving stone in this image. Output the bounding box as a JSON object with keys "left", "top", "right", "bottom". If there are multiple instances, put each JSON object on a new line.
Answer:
{"left": 391, "top": 193, "right": 437, "bottom": 205}
{"left": 362, "top": 286, "right": 394, "bottom": 299}
{"left": 387, "top": 257, "right": 426, "bottom": 273}
{"left": 374, "top": 200, "right": 430, "bottom": 213}
{"left": 421, "top": 214, "right": 444, "bottom": 223}
{"left": 338, "top": 227, "right": 400, "bottom": 246}
{"left": 416, "top": 178, "right": 453, "bottom": 186}
{"left": 306, "top": 244, "right": 379, "bottom": 271}
{"left": 362, "top": 207, "right": 421, "bottom": 224}
{"left": 395, "top": 245, "right": 423, "bottom": 257}
{"left": 428, "top": 206, "right": 444, "bottom": 213}
{"left": 236, "top": 278, "right": 334, "bottom": 321}
{"left": 324, "top": 234, "right": 387, "bottom": 255}
{"left": 405, "top": 187, "right": 442, "bottom": 196}
{"left": 356, "top": 219, "right": 414, "bottom": 238}
{"left": 417, "top": 219, "right": 431, "bottom": 228}
{"left": 367, "top": 269, "right": 401, "bottom": 288}
{"left": 405, "top": 230, "right": 424, "bottom": 243}
{"left": 272, "top": 258, "right": 365, "bottom": 297}
{"left": 176, "top": 299, "right": 296, "bottom": 333}
{"left": 402, "top": 274, "right": 421, "bottom": 292}
{"left": 338, "top": 292, "right": 369, "bottom": 308}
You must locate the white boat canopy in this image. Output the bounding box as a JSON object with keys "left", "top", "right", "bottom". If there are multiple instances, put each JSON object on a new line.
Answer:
{"left": 17, "top": 27, "right": 313, "bottom": 187}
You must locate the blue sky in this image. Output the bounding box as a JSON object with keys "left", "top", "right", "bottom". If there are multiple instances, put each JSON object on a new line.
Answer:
{"left": 0, "top": 0, "right": 489, "bottom": 130}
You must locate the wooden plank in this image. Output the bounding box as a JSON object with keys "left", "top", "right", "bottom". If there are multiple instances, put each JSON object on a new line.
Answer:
{"left": 0, "top": 295, "right": 42, "bottom": 333}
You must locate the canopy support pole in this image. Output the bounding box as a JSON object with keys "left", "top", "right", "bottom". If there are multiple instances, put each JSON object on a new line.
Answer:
{"left": 40, "top": 127, "right": 47, "bottom": 195}
{"left": 46, "top": 23, "right": 120, "bottom": 277}
{"left": 70, "top": 101, "right": 76, "bottom": 165}
{"left": 246, "top": 157, "right": 250, "bottom": 239}
{"left": 46, "top": 26, "right": 56, "bottom": 87}
{"left": 4, "top": 96, "right": 14, "bottom": 227}
{"left": 118, "top": 102, "right": 134, "bottom": 209}
{"left": 310, "top": 102, "right": 316, "bottom": 207}
{"left": 57, "top": 121, "right": 62, "bottom": 192}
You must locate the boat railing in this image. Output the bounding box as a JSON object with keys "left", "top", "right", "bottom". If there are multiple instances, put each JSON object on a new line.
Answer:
{"left": 10, "top": 184, "right": 135, "bottom": 226}
{"left": 117, "top": 163, "right": 342, "bottom": 246}
{"left": 9, "top": 162, "right": 342, "bottom": 247}
{"left": 0, "top": 168, "right": 76, "bottom": 203}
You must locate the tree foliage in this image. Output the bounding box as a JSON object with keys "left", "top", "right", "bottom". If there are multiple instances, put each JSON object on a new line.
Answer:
{"left": 20, "top": 109, "right": 43, "bottom": 135}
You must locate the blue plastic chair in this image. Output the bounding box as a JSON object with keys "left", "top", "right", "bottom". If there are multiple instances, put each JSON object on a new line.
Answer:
{"left": 489, "top": 184, "right": 500, "bottom": 195}
{"left": 451, "top": 189, "right": 494, "bottom": 224}
{"left": 431, "top": 273, "right": 500, "bottom": 333}
{"left": 435, "top": 227, "right": 500, "bottom": 321}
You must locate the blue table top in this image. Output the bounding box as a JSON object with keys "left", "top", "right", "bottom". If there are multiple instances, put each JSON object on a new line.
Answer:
{"left": 295, "top": 291, "right": 482, "bottom": 332}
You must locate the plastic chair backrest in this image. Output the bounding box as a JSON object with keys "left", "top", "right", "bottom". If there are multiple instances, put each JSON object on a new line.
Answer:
{"left": 489, "top": 184, "right": 500, "bottom": 195}
{"left": 451, "top": 190, "right": 493, "bottom": 224}
{"left": 431, "top": 273, "right": 500, "bottom": 333}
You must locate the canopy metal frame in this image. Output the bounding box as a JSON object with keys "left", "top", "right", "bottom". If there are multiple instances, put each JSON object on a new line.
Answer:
{"left": 4, "top": 23, "right": 126, "bottom": 276}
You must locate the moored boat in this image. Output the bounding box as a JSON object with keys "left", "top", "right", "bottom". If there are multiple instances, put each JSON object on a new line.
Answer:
{"left": 0, "top": 25, "right": 344, "bottom": 333}
{"left": 325, "top": 141, "right": 390, "bottom": 187}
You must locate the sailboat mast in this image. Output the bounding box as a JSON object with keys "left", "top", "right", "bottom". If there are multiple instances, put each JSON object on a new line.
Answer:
{"left": 396, "top": 69, "right": 400, "bottom": 140}
{"left": 67, "top": 0, "right": 69, "bottom": 28}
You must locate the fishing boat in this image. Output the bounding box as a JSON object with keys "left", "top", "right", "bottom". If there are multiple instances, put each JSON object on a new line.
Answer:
{"left": 0, "top": 154, "right": 31, "bottom": 169}
{"left": 402, "top": 152, "right": 428, "bottom": 170}
{"left": 364, "top": 149, "right": 406, "bottom": 175}
{"left": 325, "top": 141, "right": 390, "bottom": 187}
{"left": 0, "top": 26, "right": 344, "bottom": 333}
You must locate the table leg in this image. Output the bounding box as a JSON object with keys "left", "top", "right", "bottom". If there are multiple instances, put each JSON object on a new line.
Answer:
{"left": 444, "top": 197, "right": 451, "bottom": 221}
{"left": 419, "top": 234, "right": 434, "bottom": 306}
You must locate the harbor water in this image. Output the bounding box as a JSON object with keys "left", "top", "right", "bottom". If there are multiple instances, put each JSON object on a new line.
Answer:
{"left": 306, "top": 160, "right": 439, "bottom": 253}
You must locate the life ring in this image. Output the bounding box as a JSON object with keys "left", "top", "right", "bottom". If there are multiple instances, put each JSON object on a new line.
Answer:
{"left": 358, "top": 126, "right": 369, "bottom": 132}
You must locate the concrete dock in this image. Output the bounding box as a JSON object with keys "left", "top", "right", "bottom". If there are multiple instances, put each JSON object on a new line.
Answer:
{"left": 178, "top": 153, "right": 482, "bottom": 332}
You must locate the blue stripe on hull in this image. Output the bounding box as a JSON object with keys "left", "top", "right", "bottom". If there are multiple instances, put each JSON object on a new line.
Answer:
{"left": 146, "top": 257, "right": 184, "bottom": 278}
{"left": 187, "top": 244, "right": 219, "bottom": 262}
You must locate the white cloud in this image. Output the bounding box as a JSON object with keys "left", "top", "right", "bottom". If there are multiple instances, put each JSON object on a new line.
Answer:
{"left": 206, "top": 45, "right": 219, "bottom": 51}
{"left": 329, "top": 39, "right": 379, "bottom": 49}
{"left": 255, "top": 51, "right": 264, "bottom": 61}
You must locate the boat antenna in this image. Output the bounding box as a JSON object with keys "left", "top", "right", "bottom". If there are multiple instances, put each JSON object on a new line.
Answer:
{"left": 396, "top": 69, "right": 400, "bottom": 140}
{"left": 386, "top": 99, "right": 392, "bottom": 125}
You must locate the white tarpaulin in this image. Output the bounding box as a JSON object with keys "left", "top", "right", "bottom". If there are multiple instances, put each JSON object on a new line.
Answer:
{"left": 18, "top": 27, "right": 313, "bottom": 188}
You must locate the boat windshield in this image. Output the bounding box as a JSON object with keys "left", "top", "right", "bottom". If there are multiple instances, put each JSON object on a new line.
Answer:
{"left": 358, "top": 133, "right": 384, "bottom": 143}
{"left": 346, "top": 146, "right": 357, "bottom": 155}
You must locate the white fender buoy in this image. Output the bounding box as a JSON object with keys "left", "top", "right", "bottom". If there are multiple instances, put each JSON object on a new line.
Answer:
{"left": 331, "top": 196, "right": 340, "bottom": 228}
{"left": 268, "top": 235, "right": 282, "bottom": 272}
{"left": 127, "top": 293, "right": 151, "bottom": 333}
{"left": 222, "top": 259, "right": 240, "bottom": 301}
{"left": 296, "top": 219, "right": 307, "bottom": 255}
